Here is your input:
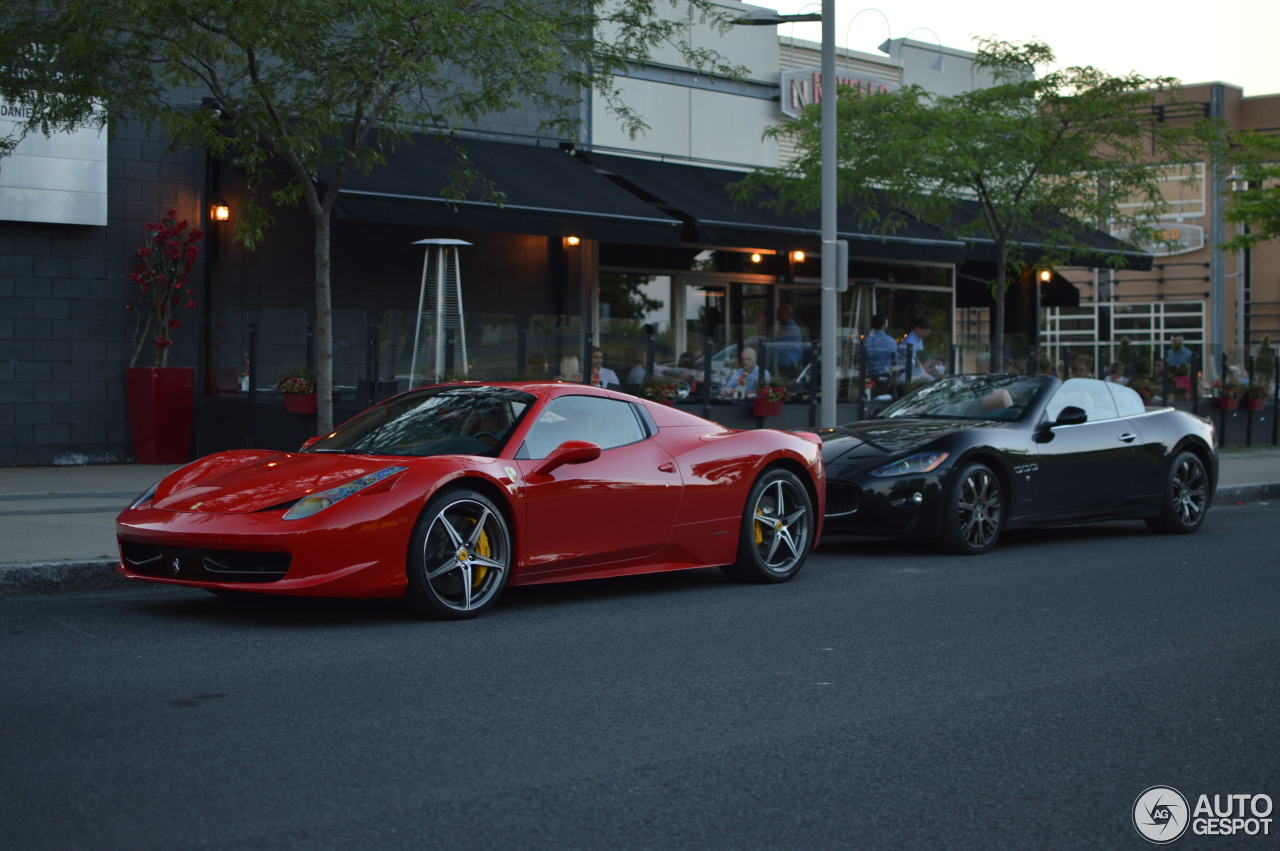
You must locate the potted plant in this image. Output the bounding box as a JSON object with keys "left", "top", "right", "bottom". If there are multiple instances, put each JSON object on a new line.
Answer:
{"left": 125, "top": 209, "right": 204, "bottom": 463}
{"left": 277, "top": 366, "right": 318, "bottom": 414}
{"left": 642, "top": 376, "right": 682, "bottom": 405}
{"left": 1214, "top": 377, "right": 1243, "bottom": 411}
{"left": 753, "top": 380, "right": 788, "bottom": 417}
{"left": 1249, "top": 338, "right": 1275, "bottom": 411}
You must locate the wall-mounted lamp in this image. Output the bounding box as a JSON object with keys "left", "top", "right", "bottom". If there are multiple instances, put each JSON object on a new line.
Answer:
{"left": 750, "top": 252, "right": 763, "bottom": 264}
{"left": 790, "top": 250, "right": 806, "bottom": 263}
{"left": 210, "top": 195, "right": 231, "bottom": 222}
{"left": 565, "top": 235, "right": 581, "bottom": 246}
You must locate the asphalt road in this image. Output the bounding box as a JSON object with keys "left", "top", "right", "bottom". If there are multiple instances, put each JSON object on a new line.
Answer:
{"left": 3, "top": 502, "right": 1278, "bottom": 850}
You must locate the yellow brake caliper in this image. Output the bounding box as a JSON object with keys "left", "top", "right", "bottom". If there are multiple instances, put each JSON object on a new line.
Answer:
{"left": 754, "top": 511, "right": 765, "bottom": 545}
{"left": 471, "top": 522, "right": 492, "bottom": 588}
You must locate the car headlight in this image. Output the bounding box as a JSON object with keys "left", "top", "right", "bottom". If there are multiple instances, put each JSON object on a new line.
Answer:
{"left": 282, "top": 466, "right": 408, "bottom": 521}
{"left": 128, "top": 481, "right": 160, "bottom": 510}
{"left": 869, "top": 451, "right": 949, "bottom": 478}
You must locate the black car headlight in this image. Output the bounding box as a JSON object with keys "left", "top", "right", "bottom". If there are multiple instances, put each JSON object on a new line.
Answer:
{"left": 282, "top": 466, "right": 407, "bottom": 521}
{"left": 870, "top": 451, "right": 949, "bottom": 478}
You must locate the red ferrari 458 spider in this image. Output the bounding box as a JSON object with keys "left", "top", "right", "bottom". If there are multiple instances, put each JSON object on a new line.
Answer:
{"left": 116, "top": 382, "right": 825, "bottom": 618}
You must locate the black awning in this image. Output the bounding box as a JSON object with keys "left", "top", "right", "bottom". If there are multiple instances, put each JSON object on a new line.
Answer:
{"left": 956, "top": 265, "right": 1081, "bottom": 309}
{"left": 949, "top": 200, "right": 1154, "bottom": 271}
{"left": 334, "top": 136, "right": 681, "bottom": 245}
{"left": 585, "top": 153, "right": 966, "bottom": 263}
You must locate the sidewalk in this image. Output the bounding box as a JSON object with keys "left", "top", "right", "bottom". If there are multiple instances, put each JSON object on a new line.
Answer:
{"left": 2, "top": 450, "right": 1279, "bottom": 595}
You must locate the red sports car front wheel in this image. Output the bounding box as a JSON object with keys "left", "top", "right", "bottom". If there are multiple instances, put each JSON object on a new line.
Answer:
{"left": 407, "top": 488, "right": 512, "bottom": 619}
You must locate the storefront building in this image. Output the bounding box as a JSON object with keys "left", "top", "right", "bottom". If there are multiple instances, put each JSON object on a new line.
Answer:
{"left": 0, "top": 0, "right": 1156, "bottom": 465}
{"left": 1052, "top": 84, "right": 1280, "bottom": 383}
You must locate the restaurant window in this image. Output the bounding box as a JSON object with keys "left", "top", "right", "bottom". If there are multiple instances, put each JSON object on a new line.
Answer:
{"left": 597, "top": 272, "right": 672, "bottom": 390}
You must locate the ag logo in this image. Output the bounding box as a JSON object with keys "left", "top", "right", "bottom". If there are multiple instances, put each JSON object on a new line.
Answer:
{"left": 1134, "top": 786, "right": 1190, "bottom": 844}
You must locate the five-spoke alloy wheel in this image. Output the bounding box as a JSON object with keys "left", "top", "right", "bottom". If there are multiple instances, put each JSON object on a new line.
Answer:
{"left": 1148, "top": 450, "right": 1209, "bottom": 534}
{"left": 723, "top": 468, "right": 814, "bottom": 583}
{"left": 407, "top": 488, "right": 511, "bottom": 618}
{"left": 940, "top": 462, "right": 1003, "bottom": 555}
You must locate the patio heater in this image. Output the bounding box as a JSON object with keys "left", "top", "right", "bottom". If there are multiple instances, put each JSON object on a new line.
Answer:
{"left": 409, "top": 238, "right": 471, "bottom": 386}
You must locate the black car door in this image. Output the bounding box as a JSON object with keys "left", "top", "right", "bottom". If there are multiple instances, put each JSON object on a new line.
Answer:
{"left": 1032, "top": 379, "right": 1141, "bottom": 517}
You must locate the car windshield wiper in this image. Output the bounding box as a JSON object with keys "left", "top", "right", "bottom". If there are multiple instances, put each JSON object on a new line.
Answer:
{"left": 310, "top": 446, "right": 384, "bottom": 454}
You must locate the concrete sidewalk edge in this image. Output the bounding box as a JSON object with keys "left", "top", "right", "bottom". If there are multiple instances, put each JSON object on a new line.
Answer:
{"left": 0, "top": 560, "right": 127, "bottom": 596}
{"left": 3, "top": 483, "right": 1276, "bottom": 598}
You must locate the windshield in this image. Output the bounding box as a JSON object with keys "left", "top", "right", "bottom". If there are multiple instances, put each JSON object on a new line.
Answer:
{"left": 878, "top": 374, "right": 1052, "bottom": 422}
{"left": 307, "top": 386, "right": 535, "bottom": 457}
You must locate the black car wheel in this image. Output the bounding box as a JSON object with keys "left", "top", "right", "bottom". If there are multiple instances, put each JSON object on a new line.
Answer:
{"left": 1147, "top": 450, "right": 1209, "bottom": 534}
{"left": 407, "top": 488, "right": 512, "bottom": 619}
{"left": 722, "top": 468, "right": 813, "bottom": 583}
{"left": 939, "top": 462, "right": 1003, "bottom": 555}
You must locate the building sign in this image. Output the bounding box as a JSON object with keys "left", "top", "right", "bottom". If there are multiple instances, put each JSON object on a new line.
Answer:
{"left": 1111, "top": 223, "right": 1205, "bottom": 257}
{"left": 779, "top": 69, "right": 897, "bottom": 119}
{"left": 0, "top": 97, "right": 107, "bottom": 226}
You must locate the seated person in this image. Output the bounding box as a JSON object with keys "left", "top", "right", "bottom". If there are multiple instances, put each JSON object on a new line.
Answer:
{"left": 980, "top": 388, "right": 1013, "bottom": 413}
{"left": 721, "top": 346, "right": 770, "bottom": 398}
{"left": 590, "top": 348, "right": 620, "bottom": 389}
{"left": 461, "top": 402, "right": 512, "bottom": 448}
{"left": 555, "top": 355, "right": 582, "bottom": 382}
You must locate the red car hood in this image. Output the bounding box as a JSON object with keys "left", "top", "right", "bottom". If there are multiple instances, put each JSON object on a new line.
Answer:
{"left": 153, "top": 450, "right": 401, "bottom": 514}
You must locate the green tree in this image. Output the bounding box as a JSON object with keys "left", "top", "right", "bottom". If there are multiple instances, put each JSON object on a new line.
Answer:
{"left": 0, "top": 0, "right": 741, "bottom": 432}
{"left": 1224, "top": 130, "right": 1280, "bottom": 250}
{"left": 737, "top": 39, "right": 1203, "bottom": 371}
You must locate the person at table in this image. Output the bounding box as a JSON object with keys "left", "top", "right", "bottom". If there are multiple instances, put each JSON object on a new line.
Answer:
{"left": 590, "top": 347, "right": 620, "bottom": 389}
{"left": 721, "top": 346, "right": 770, "bottom": 398}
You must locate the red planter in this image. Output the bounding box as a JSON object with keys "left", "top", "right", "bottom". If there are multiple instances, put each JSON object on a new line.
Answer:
{"left": 753, "top": 398, "right": 784, "bottom": 417}
{"left": 126, "top": 367, "right": 195, "bottom": 464}
{"left": 1218, "top": 396, "right": 1241, "bottom": 411}
{"left": 283, "top": 393, "right": 318, "bottom": 415}
{"left": 1246, "top": 396, "right": 1267, "bottom": 411}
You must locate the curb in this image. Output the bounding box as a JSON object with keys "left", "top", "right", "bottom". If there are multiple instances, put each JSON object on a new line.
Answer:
{"left": 1215, "top": 482, "right": 1280, "bottom": 504}
{"left": 1, "top": 484, "right": 1277, "bottom": 598}
{"left": 0, "top": 559, "right": 125, "bottom": 597}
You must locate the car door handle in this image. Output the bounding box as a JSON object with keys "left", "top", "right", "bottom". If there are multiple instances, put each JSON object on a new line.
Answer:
{"left": 658, "top": 461, "right": 677, "bottom": 473}
{"left": 1119, "top": 433, "right": 1137, "bottom": 443}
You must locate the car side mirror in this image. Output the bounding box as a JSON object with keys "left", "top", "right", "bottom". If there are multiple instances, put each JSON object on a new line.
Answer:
{"left": 533, "top": 440, "right": 601, "bottom": 477}
{"left": 300, "top": 435, "right": 324, "bottom": 451}
{"left": 1053, "top": 406, "right": 1088, "bottom": 427}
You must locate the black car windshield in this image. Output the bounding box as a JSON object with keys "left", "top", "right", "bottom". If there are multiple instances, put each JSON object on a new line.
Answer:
{"left": 878, "top": 374, "right": 1052, "bottom": 422}
{"left": 307, "top": 385, "right": 535, "bottom": 457}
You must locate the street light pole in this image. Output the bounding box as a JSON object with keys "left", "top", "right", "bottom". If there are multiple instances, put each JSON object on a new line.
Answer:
{"left": 734, "top": 7, "right": 833, "bottom": 424}
{"left": 819, "top": 0, "right": 838, "bottom": 427}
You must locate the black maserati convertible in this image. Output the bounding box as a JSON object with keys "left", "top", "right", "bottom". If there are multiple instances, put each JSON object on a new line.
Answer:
{"left": 821, "top": 373, "right": 1217, "bottom": 554}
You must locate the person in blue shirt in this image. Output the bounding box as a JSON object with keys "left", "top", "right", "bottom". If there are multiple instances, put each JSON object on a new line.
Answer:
{"left": 865, "top": 314, "right": 898, "bottom": 376}
{"left": 773, "top": 304, "right": 803, "bottom": 375}
{"left": 1165, "top": 334, "right": 1194, "bottom": 370}
{"left": 900, "top": 316, "right": 932, "bottom": 382}
{"left": 721, "top": 346, "right": 770, "bottom": 398}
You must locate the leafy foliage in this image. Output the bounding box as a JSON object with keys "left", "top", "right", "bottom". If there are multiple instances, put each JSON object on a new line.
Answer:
{"left": 1223, "top": 131, "right": 1280, "bottom": 250}
{"left": 736, "top": 40, "right": 1206, "bottom": 370}
{"left": 0, "top": 0, "right": 742, "bottom": 429}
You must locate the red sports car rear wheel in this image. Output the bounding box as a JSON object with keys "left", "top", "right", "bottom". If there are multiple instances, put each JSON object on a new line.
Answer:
{"left": 723, "top": 468, "right": 813, "bottom": 583}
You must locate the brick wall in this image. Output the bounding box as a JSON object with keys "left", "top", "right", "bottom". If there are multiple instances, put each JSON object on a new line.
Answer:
{"left": 0, "top": 120, "right": 205, "bottom": 466}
